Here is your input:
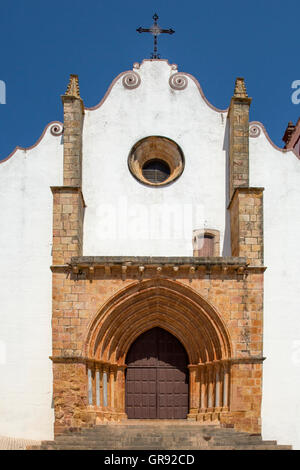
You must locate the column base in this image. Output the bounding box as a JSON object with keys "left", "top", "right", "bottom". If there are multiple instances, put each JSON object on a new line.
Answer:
{"left": 196, "top": 410, "right": 225, "bottom": 422}
{"left": 214, "top": 407, "right": 223, "bottom": 413}
{"left": 187, "top": 415, "right": 197, "bottom": 421}
{"left": 187, "top": 408, "right": 198, "bottom": 421}
{"left": 115, "top": 412, "right": 128, "bottom": 421}
{"left": 96, "top": 409, "right": 128, "bottom": 423}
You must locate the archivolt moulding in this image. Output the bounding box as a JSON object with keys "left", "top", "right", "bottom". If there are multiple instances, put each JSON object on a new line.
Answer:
{"left": 84, "top": 278, "right": 232, "bottom": 366}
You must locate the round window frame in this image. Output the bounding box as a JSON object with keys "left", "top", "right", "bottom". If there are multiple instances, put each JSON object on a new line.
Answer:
{"left": 128, "top": 136, "right": 185, "bottom": 188}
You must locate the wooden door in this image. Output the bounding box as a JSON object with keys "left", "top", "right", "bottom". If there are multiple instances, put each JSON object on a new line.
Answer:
{"left": 194, "top": 234, "right": 214, "bottom": 256}
{"left": 125, "top": 327, "right": 189, "bottom": 419}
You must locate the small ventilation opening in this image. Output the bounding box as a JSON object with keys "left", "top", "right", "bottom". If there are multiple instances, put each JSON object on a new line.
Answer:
{"left": 142, "top": 159, "right": 171, "bottom": 184}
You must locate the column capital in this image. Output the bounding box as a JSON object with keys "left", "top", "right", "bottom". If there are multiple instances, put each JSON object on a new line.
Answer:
{"left": 86, "top": 359, "right": 95, "bottom": 369}
{"left": 204, "top": 361, "right": 214, "bottom": 368}
{"left": 198, "top": 363, "right": 207, "bottom": 369}
{"left": 109, "top": 364, "right": 118, "bottom": 375}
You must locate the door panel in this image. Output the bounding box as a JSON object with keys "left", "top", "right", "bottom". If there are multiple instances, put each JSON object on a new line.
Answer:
{"left": 125, "top": 327, "right": 189, "bottom": 419}
{"left": 157, "top": 368, "right": 188, "bottom": 419}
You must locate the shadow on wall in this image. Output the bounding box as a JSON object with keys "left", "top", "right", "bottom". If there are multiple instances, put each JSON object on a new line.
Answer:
{"left": 222, "top": 118, "right": 231, "bottom": 257}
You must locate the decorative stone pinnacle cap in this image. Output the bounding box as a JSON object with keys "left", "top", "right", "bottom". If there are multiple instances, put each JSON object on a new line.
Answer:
{"left": 282, "top": 121, "right": 296, "bottom": 146}
{"left": 234, "top": 77, "right": 248, "bottom": 98}
{"left": 64, "top": 74, "right": 81, "bottom": 98}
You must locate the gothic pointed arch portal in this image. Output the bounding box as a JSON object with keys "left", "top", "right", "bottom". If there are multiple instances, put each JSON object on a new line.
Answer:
{"left": 84, "top": 279, "right": 233, "bottom": 421}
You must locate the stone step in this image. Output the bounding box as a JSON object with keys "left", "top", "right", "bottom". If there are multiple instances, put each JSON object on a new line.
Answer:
{"left": 51, "top": 435, "right": 266, "bottom": 445}
{"left": 211, "top": 437, "right": 276, "bottom": 444}
{"left": 67, "top": 430, "right": 244, "bottom": 439}
{"left": 49, "top": 434, "right": 268, "bottom": 444}
{"left": 36, "top": 444, "right": 292, "bottom": 451}
{"left": 234, "top": 445, "right": 292, "bottom": 451}
{"left": 30, "top": 423, "right": 292, "bottom": 451}
{"left": 36, "top": 441, "right": 289, "bottom": 450}
{"left": 85, "top": 427, "right": 239, "bottom": 434}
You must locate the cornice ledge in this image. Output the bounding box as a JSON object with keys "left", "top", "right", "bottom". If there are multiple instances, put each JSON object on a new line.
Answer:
{"left": 69, "top": 256, "right": 248, "bottom": 268}
{"left": 50, "top": 186, "right": 86, "bottom": 207}
{"left": 49, "top": 356, "right": 119, "bottom": 368}
{"left": 227, "top": 187, "right": 265, "bottom": 210}
{"left": 229, "top": 356, "right": 266, "bottom": 364}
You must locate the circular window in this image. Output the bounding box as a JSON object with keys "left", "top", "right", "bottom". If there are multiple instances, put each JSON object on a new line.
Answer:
{"left": 128, "top": 136, "right": 184, "bottom": 187}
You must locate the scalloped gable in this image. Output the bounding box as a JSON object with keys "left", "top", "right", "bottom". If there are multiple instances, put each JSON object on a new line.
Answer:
{"left": 85, "top": 59, "right": 228, "bottom": 115}
{"left": 0, "top": 121, "right": 63, "bottom": 165}
{"left": 83, "top": 60, "right": 300, "bottom": 160}
{"left": 249, "top": 121, "right": 299, "bottom": 158}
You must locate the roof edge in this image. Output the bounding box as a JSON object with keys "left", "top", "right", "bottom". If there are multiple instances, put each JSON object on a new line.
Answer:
{"left": 0, "top": 121, "right": 63, "bottom": 165}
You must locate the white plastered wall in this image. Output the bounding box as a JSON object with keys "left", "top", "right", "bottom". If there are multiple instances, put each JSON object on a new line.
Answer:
{"left": 82, "top": 61, "right": 230, "bottom": 257}
{"left": 250, "top": 131, "right": 300, "bottom": 449}
{"left": 0, "top": 127, "right": 63, "bottom": 440}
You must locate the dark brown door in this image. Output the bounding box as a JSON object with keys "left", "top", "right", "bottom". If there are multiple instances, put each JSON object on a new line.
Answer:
{"left": 125, "top": 327, "right": 189, "bottom": 419}
{"left": 194, "top": 234, "right": 214, "bottom": 256}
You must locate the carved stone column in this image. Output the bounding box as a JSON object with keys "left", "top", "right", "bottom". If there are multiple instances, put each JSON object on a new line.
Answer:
{"left": 109, "top": 365, "right": 117, "bottom": 414}
{"left": 102, "top": 365, "right": 108, "bottom": 409}
{"left": 95, "top": 365, "right": 101, "bottom": 408}
{"left": 214, "top": 362, "right": 222, "bottom": 412}
{"left": 200, "top": 364, "right": 207, "bottom": 413}
{"left": 222, "top": 361, "right": 230, "bottom": 411}
{"left": 187, "top": 365, "right": 200, "bottom": 420}
{"left": 116, "top": 365, "right": 127, "bottom": 420}
{"left": 207, "top": 363, "right": 215, "bottom": 412}
{"left": 196, "top": 364, "right": 208, "bottom": 421}
{"left": 87, "top": 366, "right": 93, "bottom": 406}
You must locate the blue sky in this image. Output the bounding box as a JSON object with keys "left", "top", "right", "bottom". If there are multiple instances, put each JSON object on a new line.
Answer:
{"left": 0, "top": 0, "right": 299, "bottom": 160}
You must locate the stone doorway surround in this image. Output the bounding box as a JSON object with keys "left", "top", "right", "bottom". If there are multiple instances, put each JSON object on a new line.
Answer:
{"left": 51, "top": 257, "right": 265, "bottom": 436}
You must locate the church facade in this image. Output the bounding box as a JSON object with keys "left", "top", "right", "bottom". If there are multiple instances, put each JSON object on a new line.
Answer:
{"left": 0, "top": 60, "right": 300, "bottom": 448}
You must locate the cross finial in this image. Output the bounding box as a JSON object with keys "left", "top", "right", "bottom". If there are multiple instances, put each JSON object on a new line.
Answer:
{"left": 137, "top": 13, "right": 175, "bottom": 59}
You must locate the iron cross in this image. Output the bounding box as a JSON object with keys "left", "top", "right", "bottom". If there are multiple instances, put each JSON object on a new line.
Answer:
{"left": 137, "top": 13, "right": 175, "bottom": 59}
